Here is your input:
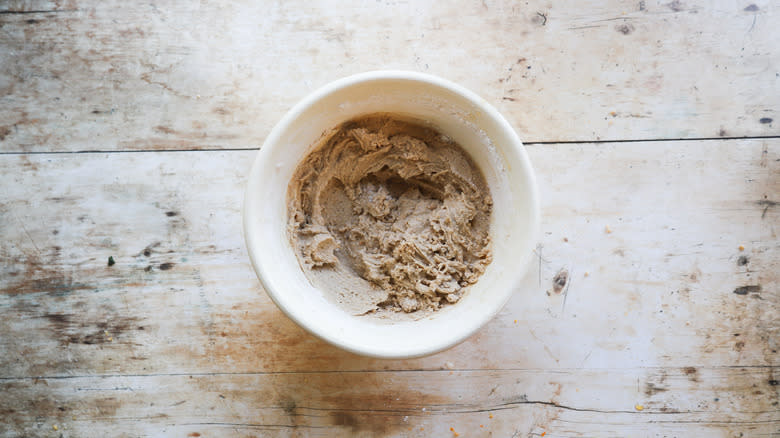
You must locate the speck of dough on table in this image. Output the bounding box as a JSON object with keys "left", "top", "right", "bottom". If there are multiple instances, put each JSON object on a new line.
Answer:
{"left": 287, "top": 114, "right": 493, "bottom": 319}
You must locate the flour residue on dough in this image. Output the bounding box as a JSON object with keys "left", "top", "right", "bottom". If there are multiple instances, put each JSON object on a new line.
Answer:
{"left": 287, "top": 114, "right": 493, "bottom": 318}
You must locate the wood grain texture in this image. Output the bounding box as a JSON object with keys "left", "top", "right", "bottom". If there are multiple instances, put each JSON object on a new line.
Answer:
{"left": 1, "top": 139, "right": 777, "bottom": 435}
{"left": 1, "top": 0, "right": 778, "bottom": 152}
{"left": 1, "top": 368, "right": 777, "bottom": 437}
{"left": 2, "top": 1, "right": 779, "bottom": 435}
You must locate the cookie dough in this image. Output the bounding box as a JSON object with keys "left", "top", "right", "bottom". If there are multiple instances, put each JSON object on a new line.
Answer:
{"left": 287, "top": 114, "right": 493, "bottom": 317}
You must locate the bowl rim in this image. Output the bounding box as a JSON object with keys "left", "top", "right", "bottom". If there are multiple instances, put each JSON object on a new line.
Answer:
{"left": 243, "top": 70, "right": 540, "bottom": 358}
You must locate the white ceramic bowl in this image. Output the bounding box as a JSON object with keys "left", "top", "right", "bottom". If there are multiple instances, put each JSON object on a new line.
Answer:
{"left": 243, "top": 71, "right": 539, "bottom": 359}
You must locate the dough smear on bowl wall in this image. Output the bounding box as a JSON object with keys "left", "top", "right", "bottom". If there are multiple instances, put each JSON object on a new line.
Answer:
{"left": 287, "top": 113, "right": 493, "bottom": 319}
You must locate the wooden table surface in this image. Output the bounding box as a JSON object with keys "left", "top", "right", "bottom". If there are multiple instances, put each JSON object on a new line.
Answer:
{"left": 1, "top": 1, "right": 778, "bottom": 437}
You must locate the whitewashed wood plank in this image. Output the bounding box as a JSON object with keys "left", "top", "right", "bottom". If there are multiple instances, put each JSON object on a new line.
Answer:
{"left": 0, "top": 0, "right": 778, "bottom": 152}
{"left": 0, "top": 368, "right": 777, "bottom": 437}
{"left": 0, "top": 139, "right": 776, "bottom": 378}
{"left": 0, "top": 1, "right": 70, "bottom": 13}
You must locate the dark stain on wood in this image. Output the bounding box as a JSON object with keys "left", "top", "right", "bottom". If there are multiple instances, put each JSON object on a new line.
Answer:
{"left": 19, "top": 155, "right": 38, "bottom": 172}
{"left": 758, "top": 199, "right": 777, "bottom": 219}
{"left": 166, "top": 213, "right": 188, "bottom": 233}
{"left": 43, "top": 312, "right": 71, "bottom": 328}
{"left": 644, "top": 370, "right": 668, "bottom": 397}
{"left": 278, "top": 397, "right": 301, "bottom": 427}
{"left": 735, "top": 341, "right": 746, "bottom": 351}
{"left": 41, "top": 310, "right": 141, "bottom": 346}
{"left": 326, "top": 407, "right": 401, "bottom": 435}
{"left": 165, "top": 211, "right": 179, "bottom": 217}
{"left": 533, "top": 12, "right": 547, "bottom": 26}
{"left": 330, "top": 411, "right": 364, "bottom": 431}
{"left": 666, "top": 0, "right": 684, "bottom": 11}
{"left": 759, "top": 117, "right": 773, "bottom": 124}
{"left": 141, "top": 241, "right": 161, "bottom": 257}
{"left": 737, "top": 255, "right": 749, "bottom": 266}
{"left": 744, "top": 4, "right": 759, "bottom": 11}
{"left": 0, "top": 126, "right": 11, "bottom": 141}
{"left": 552, "top": 269, "right": 568, "bottom": 294}
{"left": 159, "top": 262, "right": 175, "bottom": 270}
{"left": 616, "top": 24, "right": 635, "bottom": 35}
{"left": 281, "top": 398, "right": 297, "bottom": 416}
{"left": 206, "top": 308, "right": 455, "bottom": 422}
{"left": 733, "top": 285, "right": 761, "bottom": 295}
{"left": 2, "top": 250, "right": 92, "bottom": 296}
{"left": 45, "top": 196, "right": 78, "bottom": 203}
{"left": 645, "top": 382, "right": 669, "bottom": 396}
{"left": 0, "top": 389, "right": 63, "bottom": 434}
{"left": 211, "top": 308, "right": 320, "bottom": 365}
{"left": 760, "top": 144, "right": 769, "bottom": 168}
{"left": 683, "top": 367, "right": 699, "bottom": 383}
{"left": 91, "top": 396, "right": 121, "bottom": 418}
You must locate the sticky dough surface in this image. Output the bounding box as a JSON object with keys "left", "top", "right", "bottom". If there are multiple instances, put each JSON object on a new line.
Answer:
{"left": 287, "top": 114, "right": 493, "bottom": 317}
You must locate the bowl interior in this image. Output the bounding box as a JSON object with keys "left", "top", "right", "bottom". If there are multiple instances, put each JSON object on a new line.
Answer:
{"left": 244, "top": 72, "right": 539, "bottom": 358}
